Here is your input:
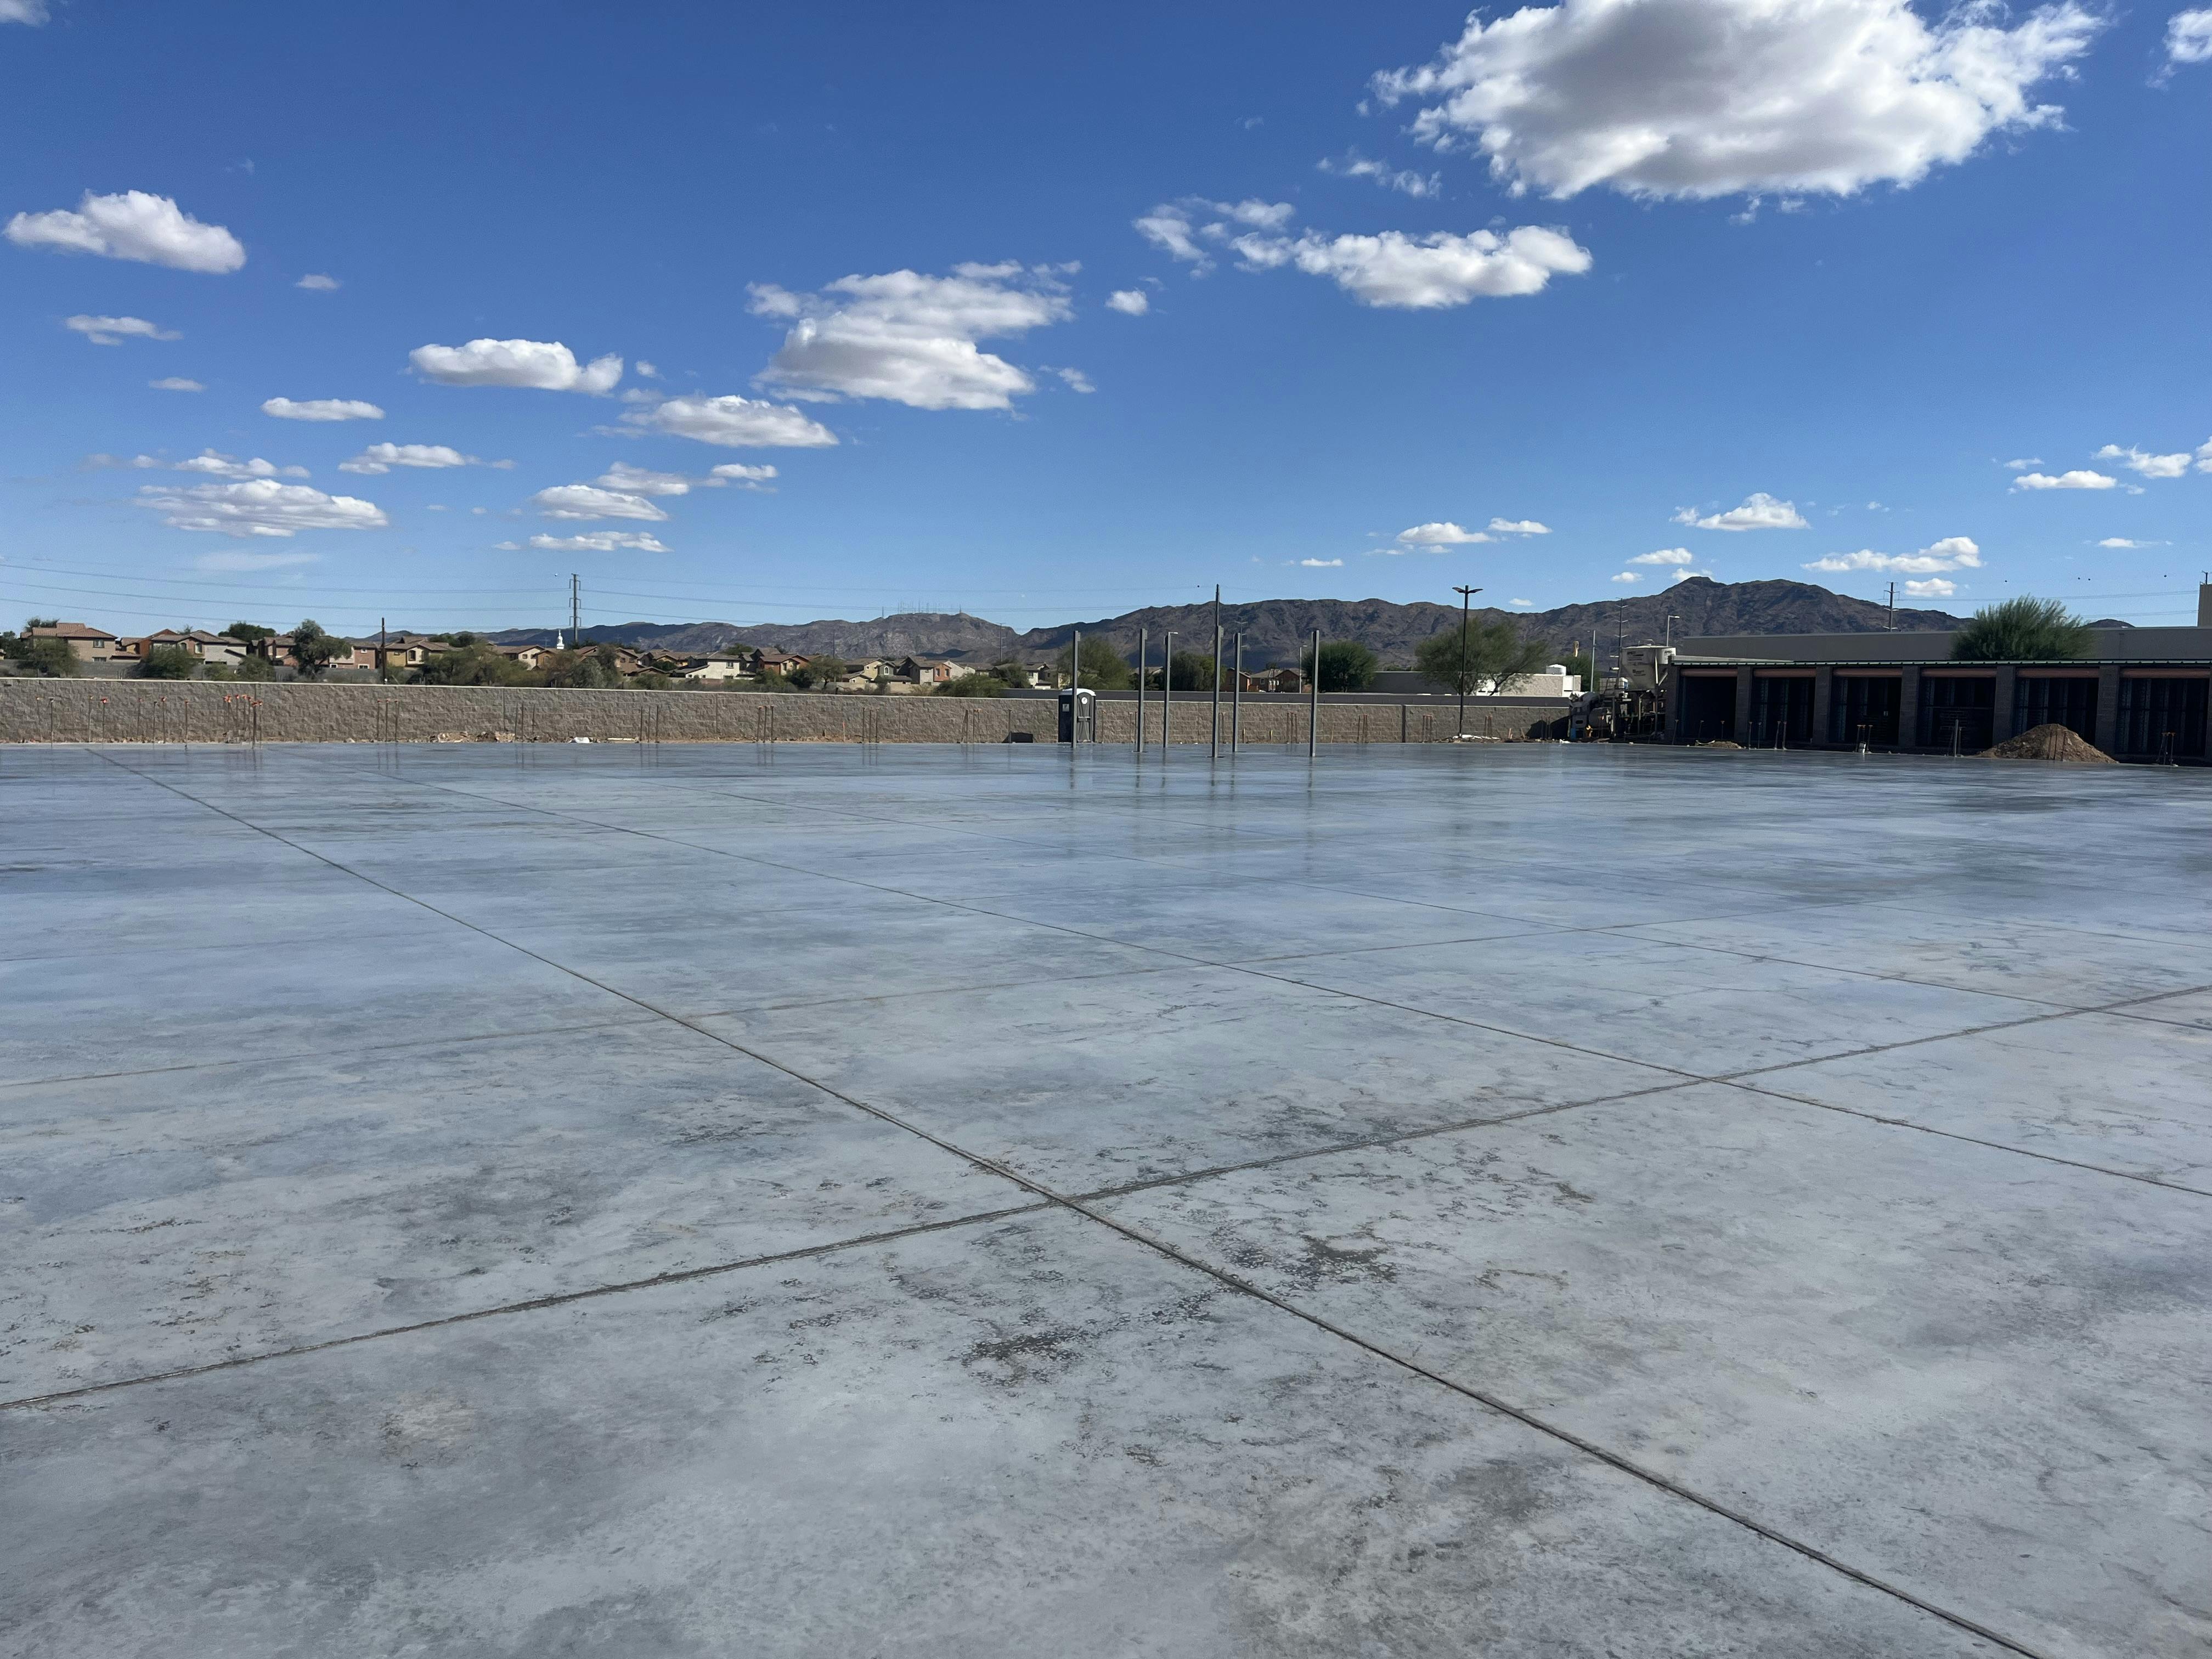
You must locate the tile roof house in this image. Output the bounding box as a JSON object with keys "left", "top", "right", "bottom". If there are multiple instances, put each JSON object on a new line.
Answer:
{"left": 27, "top": 622, "right": 126, "bottom": 663}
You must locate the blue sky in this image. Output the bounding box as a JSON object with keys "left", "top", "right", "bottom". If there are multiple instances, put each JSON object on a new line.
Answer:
{"left": 4, "top": 0, "right": 2209, "bottom": 638}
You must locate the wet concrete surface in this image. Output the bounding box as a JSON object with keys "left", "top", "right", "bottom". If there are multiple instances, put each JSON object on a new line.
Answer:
{"left": 2, "top": 740, "right": 2207, "bottom": 1656}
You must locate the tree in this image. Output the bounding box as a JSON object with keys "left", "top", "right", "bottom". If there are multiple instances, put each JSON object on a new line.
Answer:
{"left": 2, "top": 630, "right": 79, "bottom": 677}
{"left": 1560, "top": 649, "right": 1596, "bottom": 690}
{"left": 788, "top": 654, "right": 848, "bottom": 690}
{"left": 538, "top": 644, "right": 625, "bottom": 689}
{"left": 1055, "top": 635, "right": 1133, "bottom": 689}
{"left": 1300, "top": 639, "right": 1379, "bottom": 692}
{"left": 416, "top": 641, "right": 530, "bottom": 686}
{"left": 233, "top": 652, "right": 276, "bottom": 682}
{"left": 223, "top": 622, "right": 275, "bottom": 645}
{"left": 934, "top": 673, "right": 1006, "bottom": 696}
{"left": 289, "top": 619, "right": 349, "bottom": 679}
{"left": 1950, "top": 597, "right": 2093, "bottom": 662}
{"left": 139, "top": 644, "right": 198, "bottom": 679}
{"left": 1160, "top": 650, "right": 1216, "bottom": 691}
{"left": 1414, "top": 621, "right": 1553, "bottom": 696}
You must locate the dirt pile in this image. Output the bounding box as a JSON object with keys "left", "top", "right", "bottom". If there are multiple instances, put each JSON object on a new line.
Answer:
{"left": 1982, "top": 724, "right": 2115, "bottom": 763}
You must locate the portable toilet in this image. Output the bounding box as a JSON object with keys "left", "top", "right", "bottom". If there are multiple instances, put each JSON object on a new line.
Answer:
{"left": 1057, "top": 687, "right": 1096, "bottom": 743}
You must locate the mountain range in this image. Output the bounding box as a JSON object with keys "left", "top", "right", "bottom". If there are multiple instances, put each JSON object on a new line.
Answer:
{"left": 485, "top": 577, "right": 2004, "bottom": 665}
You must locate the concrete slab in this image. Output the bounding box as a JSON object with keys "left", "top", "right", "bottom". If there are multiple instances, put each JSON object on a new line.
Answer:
{"left": 2, "top": 1212, "right": 1999, "bottom": 1659}
{"left": 1094, "top": 1086, "right": 2212, "bottom": 1658}
{"left": 4, "top": 741, "right": 2207, "bottom": 1656}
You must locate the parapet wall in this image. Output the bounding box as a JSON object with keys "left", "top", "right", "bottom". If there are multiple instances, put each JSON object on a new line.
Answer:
{"left": 0, "top": 679, "right": 1568, "bottom": 746}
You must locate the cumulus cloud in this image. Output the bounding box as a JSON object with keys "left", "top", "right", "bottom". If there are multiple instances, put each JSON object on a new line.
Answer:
{"left": 532, "top": 484, "right": 668, "bottom": 522}
{"left": 148, "top": 376, "right": 204, "bottom": 392}
{"left": 1804, "top": 535, "right": 1982, "bottom": 574}
{"left": 1318, "top": 153, "right": 1440, "bottom": 197}
{"left": 1630, "top": 546, "right": 1696, "bottom": 565}
{"left": 2013, "top": 469, "right": 2115, "bottom": 490}
{"left": 1141, "top": 198, "right": 1589, "bottom": 306}
{"left": 1674, "top": 492, "right": 1807, "bottom": 531}
{"left": 521, "top": 531, "right": 671, "bottom": 554}
{"left": 1106, "top": 289, "right": 1150, "bottom": 315}
{"left": 173, "top": 449, "right": 309, "bottom": 481}
{"left": 585, "top": 459, "right": 776, "bottom": 496}
{"left": 64, "top": 314, "right": 178, "bottom": 346}
{"left": 1300, "top": 557, "right": 1346, "bottom": 567}
{"left": 2095, "top": 443, "right": 2190, "bottom": 479}
{"left": 1903, "top": 578, "right": 1956, "bottom": 597}
{"left": 138, "top": 479, "right": 386, "bottom": 537}
{"left": 81, "top": 453, "right": 162, "bottom": 470}
{"left": 1611, "top": 571, "right": 1640, "bottom": 583}
{"left": 635, "top": 360, "right": 660, "bottom": 379}
{"left": 1397, "top": 521, "right": 1491, "bottom": 545}
{"left": 2169, "top": 8, "right": 2212, "bottom": 62}
{"left": 617, "top": 392, "right": 838, "bottom": 448}
{"left": 340, "top": 442, "right": 501, "bottom": 475}
{"left": 1509, "top": 597, "right": 1534, "bottom": 607}
{"left": 1056, "top": 366, "right": 1096, "bottom": 393}
{"left": 748, "top": 263, "right": 1075, "bottom": 411}
{"left": 1, "top": 1, "right": 52, "bottom": 22}
{"left": 263, "top": 397, "right": 383, "bottom": 422}
{"left": 5, "top": 190, "right": 245, "bottom": 273}
{"left": 1370, "top": 0, "right": 2101, "bottom": 200}
{"left": 409, "top": 338, "right": 623, "bottom": 393}
{"left": 194, "top": 550, "right": 319, "bottom": 572}
{"left": 296, "top": 273, "right": 340, "bottom": 291}
{"left": 2002, "top": 457, "right": 2041, "bottom": 469}
{"left": 1488, "top": 517, "right": 1550, "bottom": 535}
{"left": 712, "top": 462, "right": 778, "bottom": 486}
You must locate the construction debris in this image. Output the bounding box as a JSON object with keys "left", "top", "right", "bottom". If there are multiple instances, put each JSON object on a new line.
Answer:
{"left": 1982, "top": 724, "right": 2115, "bottom": 764}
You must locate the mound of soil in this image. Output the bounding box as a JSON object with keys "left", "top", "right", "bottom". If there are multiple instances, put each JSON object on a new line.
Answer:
{"left": 1982, "top": 724, "right": 2115, "bottom": 763}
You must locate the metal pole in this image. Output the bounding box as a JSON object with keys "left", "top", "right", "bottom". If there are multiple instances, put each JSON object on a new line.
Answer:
{"left": 1210, "top": 585, "right": 1222, "bottom": 761}
{"left": 1071, "top": 627, "right": 1080, "bottom": 694}
{"left": 1453, "top": 585, "right": 1481, "bottom": 737}
{"left": 1232, "top": 632, "right": 1243, "bottom": 752}
{"left": 1161, "top": 630, "right": 1174, "bottom": 754}
{"left": 1308, "top": 627, "right": 1320, "bottom": 758}
{"left": 1136, "top": 627, "right": 1147, "bottom": 754}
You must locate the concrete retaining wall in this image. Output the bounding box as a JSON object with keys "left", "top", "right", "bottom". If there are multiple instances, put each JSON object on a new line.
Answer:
{"left": 0, "top": 678, "right": 1568, "bottom": 746}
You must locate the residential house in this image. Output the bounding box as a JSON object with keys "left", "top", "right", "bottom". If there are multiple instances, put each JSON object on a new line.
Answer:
{"left": 27, "top": 621, "right": 127, "bottom": 664}
{"left": 496, "top": 644, "right": 547, "bottom": 670}
{"left": 748, "top": 648, "right": 808, "bottom": 679}
{"left": 1240, "top": 668, "right": 1305, "bottom": 694}
{"left": 894, "top": 655, "right": 970, "bottom": 686}
{"left": 681, "top": 654, "right": 753, "bottom": 684}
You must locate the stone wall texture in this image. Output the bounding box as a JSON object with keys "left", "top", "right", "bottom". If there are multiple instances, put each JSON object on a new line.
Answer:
{"left": 0, "top": 679, "right": 1570, "bottom": 746}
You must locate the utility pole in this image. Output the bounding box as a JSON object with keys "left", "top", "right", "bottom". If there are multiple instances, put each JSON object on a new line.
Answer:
{"left": 1211, "top": 584, "right": 1223, "bottom": 762}
{"left": 1453, "top": 585, "right": 1482, "bottom": 738}
{"left": 1161, "top": 630, "right": 1175, "bottom": 754}
{"left": 569, "top": 574, "right": 582, "bottom": 646}
{"left": 1136, "top": 627, "right": 1147, "bottom": 754}
{"left": 1886, "top": 581, "right": 1897, "bottom": 630}
{"left": 379, "top": 616, "right": 388, "bottom": 682}
{"left": 1232, "top": 632, "right": 1243, "bottom": 752}
{"left": 1664, "top": 613, "right": 1679, "bottom": 648}
{"left": 1308, "top": 627, "right": 1321, "bottom": 758}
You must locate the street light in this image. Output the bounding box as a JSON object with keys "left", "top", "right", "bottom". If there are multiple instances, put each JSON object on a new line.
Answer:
{"left": 1453, "top": 585, "right": 1482, "bottom": 737}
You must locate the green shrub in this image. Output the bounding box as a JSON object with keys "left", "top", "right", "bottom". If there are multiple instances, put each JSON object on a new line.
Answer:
{"left": 1950, "top": 597, "right": 2092, "bottom": 662}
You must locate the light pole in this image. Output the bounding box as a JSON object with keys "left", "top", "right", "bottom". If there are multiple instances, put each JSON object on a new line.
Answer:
{"left": 1453, "top": 585, "right": 1482, "bottom": 737}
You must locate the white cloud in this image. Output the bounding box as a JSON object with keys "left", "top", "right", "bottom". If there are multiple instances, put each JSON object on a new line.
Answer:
{"left": 1903, "top": 578, "right": 1957, "bottom": 597}
{"left": 5, "top": 190, "right": 245, "bottom": 273}
{"left": 194, "top": 550, "right": 319, "bottom": 572}
{"left": 1509, "top": 597, "right": 1534, "bottom": 607}
{"left": 1056, "top": 366, "right": 1095, "bottom": 393}
{"left": 82, "top": 452, "right": 162, "bottom": 470}
{"left": 1803, "top": 535, "right": 1982, "bottom": 574}
{"left": 1300, "top": 557, "right": 1345, "bottom": 567}
{"left": 2002, "top": 457, "right": 2041, "bottom": 469}
{"left": 2096, "top": 537, "right": 2160, "bottom": 548}
{"left": 296, "top": 273, "right": 340, "bottom": 291}
{"left": 710, "top": 462, "right": 777, "bottom": 487}
{"left": 1230, "top": 224, "right": 1592, "bottom": 308}
{"left": 64, "top": 314, "right": 178, "bottom": 346}
{"left": 532, "top": 484, "right": 668, "bottom": 522}
{"left": 2095, "top": 443, "right": 2190, "bottom": 479}
{"left": 1136, "top": 199, "right": 1296, "bottom": 271}
{"left": 1487, "top": 517, "right": 1550, "bottom": 535}
{"left": 137, "top": 479, "right": 386, "bottom": 538}
{"left": 616, "top": 392, "right": 838, "bottom": 448}
{"left": 1318, "top": 153, "right": 1441, "bottom": 197}
{"left": 1629, "top": 546, "right": 1695, "bottom": 565}
{"left": 1397, "top": 521, "right": 1492, "bottom": 545}
{"left": 173, "top": 449, "right": 309, "bottom": 481}
{"left": 2169, "top": 8, "right": 2212, "bottom": 62}
{"left": 263, "top": 397, "right": 384, "bottom": 422}
{"left": 2013, "top": 469, "right": 2115, "bottom": 490}
{"left": 590, "top": 459, "right": 776, "bottom": 495}
{"left": 749, "top": 263, "right": 1074, "bottom": 411}
{"left": 1668, "top": 567, "right": 1714, "bottom": 582}
{"left": 1, "top": 1, "right": 52, "bottom": 22}
{"left": 1370, "top": 0, "right": 2101, "bottom": 200}
{"left": 148, "top": 376, "right": 204, "bottom": 392}
{"left": 522, "top": 531, "right": 671, "bottom": 554}
{"left": 340, "top": 442, "right": 499, "bottom": 475}
{"left": 1674, "top": 492, "right": 1808, "bottom": 531}
{"left": 1611, "top": 571, "right": 1640, "bottom": 583}
{"left": 409, "top": 338, "right": 623, "bottom": 393}
{"left": 1106, "top": 289, "right": 1150, "bottom": 315}
{"left": 635, "top": 360, "right": 661, "bottom": 379}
